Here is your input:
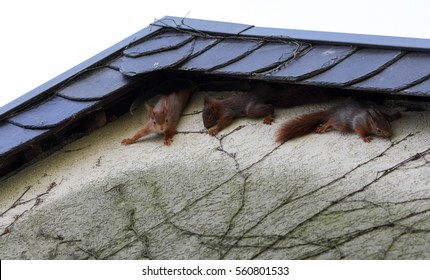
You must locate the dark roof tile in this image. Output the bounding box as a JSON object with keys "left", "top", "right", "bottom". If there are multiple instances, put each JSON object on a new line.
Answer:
{"left": 109, "top": 37, "right": 219, "bottom": 72}
{"left": 8, "top": 96, "right": 98, "bottom": 129}
{"left": 350, "top": 52, "right": 430, "bottom": 92}
{"left": 401, "top": 77, "right": 430, "bottom": 96}
{"left": 107, "top": 57, "right": 124, "bottom": 71}
{"left": 0, "top": 122, "right": 48, "bottom": 157}
{"left": 179, "top": 38, "right": 263, "bottom": 71}
{"left": 213, "top": 41, "right": 309, "bottom": 75}
{"left": 266, "top": 45, "right": 356, "bottom": 81}
{"left": 187, "top": 37, "right": 220, "bottom": 57}
{"left": 119, "top": 40, "right": 195, "bottom": 76}
{"left": 304, "top": 49, "right": 404, "bottom": 86}
{"left": 57, "top": 67, "right": 132, "bottom": 101}
{"left": 123, "top": 31, "right": 193, "bottom": 57}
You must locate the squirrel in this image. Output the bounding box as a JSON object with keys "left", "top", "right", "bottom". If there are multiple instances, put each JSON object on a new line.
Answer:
{"left": 202, "top": 83, "right": 332, "bottom": 136}
{"left": 121, "top": 86, "right": 193, "bottom": 146}
{"left": 275, "top": 99, "right": 402, "bottom": 143}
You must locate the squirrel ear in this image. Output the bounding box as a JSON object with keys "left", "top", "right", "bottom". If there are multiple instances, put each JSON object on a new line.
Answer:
{"left": 204, "top": 96, "right": 218, "bottom": 112}
{"left": 367, "top": 114, "right": 376, "bottom": 127}
{"left": 163, "top": 97, "right": 170, "bottom": 113}
{"left": 145, "top": 103, "right": 154, "bottom": 116}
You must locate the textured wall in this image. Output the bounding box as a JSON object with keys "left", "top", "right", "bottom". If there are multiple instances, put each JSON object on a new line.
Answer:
{"left": 1, "top": 92, "right": 429, "bottom": 259}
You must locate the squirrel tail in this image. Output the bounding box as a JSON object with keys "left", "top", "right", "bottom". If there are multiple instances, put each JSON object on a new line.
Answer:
{"left": 275, "top": 110, "right": 330, "bottom": 143}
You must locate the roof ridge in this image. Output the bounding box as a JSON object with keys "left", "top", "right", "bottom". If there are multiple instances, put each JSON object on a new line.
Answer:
{"left": 157, "top": 16, "right": 430, "bottom": 52}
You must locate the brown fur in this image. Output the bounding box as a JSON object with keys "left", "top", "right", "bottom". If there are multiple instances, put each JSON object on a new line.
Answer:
{"left": 276, "top": 99, "right": 401, "bottom": 143}
{"left": 202, "top": 85, "right": 332, "bottom": 136}
{"left": 122, "top": 87, "right": 192, "bottom": 146}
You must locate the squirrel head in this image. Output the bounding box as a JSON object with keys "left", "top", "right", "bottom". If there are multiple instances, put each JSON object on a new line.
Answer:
{"left": 367, "top": 110, "right": 393, "bottom": 138}
{"left": 202, "top": 97, "right": 220, "bottom": 129}
{"left": 146, "top": 102, "right": 169, "bottom": 132}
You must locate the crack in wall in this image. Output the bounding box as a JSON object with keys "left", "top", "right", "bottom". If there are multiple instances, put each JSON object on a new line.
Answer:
{"left": 114, "top": 129, "right": 429, "bottom": 259}
{"left": 211, "top": 135, "right": 411, "bottom": 258}
{"left": 247, "top": 134, "right": 428, "bottom": 259}
{"left": 213, "top": 125, "right": 249, "bottom": 258}
{"left": 1, "top": 180, "right": 59, "bottom": 236}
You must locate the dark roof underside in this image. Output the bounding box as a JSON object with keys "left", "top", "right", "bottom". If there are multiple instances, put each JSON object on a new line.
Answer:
{"left": 1, "top": 16, "right": 430, "bottom": 176}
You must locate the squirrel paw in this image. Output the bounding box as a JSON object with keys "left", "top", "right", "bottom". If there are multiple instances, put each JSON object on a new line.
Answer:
{"left": 164, "top": 138, "right": 173, "bottom": 145}
{"left": 362, "top": 136, "right": 373, "bottom": 143}
{"left": 315, "top": 124, "right": 328, "bottom": 133}
{"left": 121, "top": 138, "right": 134, "bottom": 145}
{"left": 263, "top": 116, "right": 274, "bottom": 125}
{"left": 208, "top": 128, "right": 218, "bottom": 136}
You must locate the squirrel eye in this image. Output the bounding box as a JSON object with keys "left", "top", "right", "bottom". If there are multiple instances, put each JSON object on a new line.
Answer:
{"left": 208, "top": 116, "right": 212, "bottom": 121}
{"left": 165, "top": 119, "right": 168, "bottom": 123}
{"left": 153, "top": 121, "right": 156, "bottom": 125}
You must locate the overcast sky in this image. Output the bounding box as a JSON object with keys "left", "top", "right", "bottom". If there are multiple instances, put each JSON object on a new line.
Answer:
{"left": 1, "top": 0, "right": 429, "bottom": 107}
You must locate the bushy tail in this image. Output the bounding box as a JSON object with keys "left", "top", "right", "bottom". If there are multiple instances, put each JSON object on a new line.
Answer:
{"left": 275, "top": 111, "right": 330, "bottom": 143}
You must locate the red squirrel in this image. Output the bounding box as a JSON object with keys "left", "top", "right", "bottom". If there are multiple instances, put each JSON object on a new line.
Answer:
{"left": 121, "top": 87, "right": 192, "bottom": 146}
{"left": 275, "top": 99, "right": 401, "bottom": 143}
{"left": 203, "top": 84, "right": 331, "bottom": 136}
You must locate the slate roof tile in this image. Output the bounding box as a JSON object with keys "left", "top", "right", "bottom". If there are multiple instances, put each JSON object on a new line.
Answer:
{"left": 350, "top": 52, "right": 430, "bottom": 91}
{"left": 119, "top": 40, "right": 195, "bottom": 76}
{"left": 8, "top": 96, "right": 98, "bottom": 129}
{"left": 213, "top": 41, "right": 308, "bottom": 75}
{"left": 108, "top": 36, "right": 220, "bottom": 72}
{"left": 303, "top": 49, "right": 404, "bottom": 86}
{"left": 123, "top": 31, "right": 193, "bottom": 57}
{"left": 179, "top": 38, "right": 264, "bottom": 71}
{"left": 186, "top": 37, "right": 220, "bottom": 58}
{"left": 0, "top": 122, "right": 48, "bottom": 157}
{"left": 266, "top": 45, "right": 356, "bottom": 81}
{"left": 401, "top": 77, "right": 430, "bottom": 96}
{"left": 57, "top": 67, "right": 132, "bottom": 101}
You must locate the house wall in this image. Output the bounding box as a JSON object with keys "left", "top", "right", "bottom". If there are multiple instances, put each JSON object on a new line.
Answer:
{"left": 0, "top": 92, "right": 429, "bottom": 259}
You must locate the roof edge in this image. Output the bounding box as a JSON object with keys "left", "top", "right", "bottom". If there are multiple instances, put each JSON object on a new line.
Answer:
{"left": 153, "top": 16, "right": 430, "bottom": 52}
{"left": 0, "top": 24, "right": 163, "bottom": 120}
{"left": 242, "top": 26, "right": 430, "bottom": 52}
{"left": 152, "top": 16, "right": 254, "bottom": 35}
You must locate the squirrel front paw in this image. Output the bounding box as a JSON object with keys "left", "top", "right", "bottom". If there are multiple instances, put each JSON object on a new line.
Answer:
{"left": 361, "top": 136, "right": 373, "bottom": 143}
{"left": 315, "top": 124, "right": 329, "bottom": 133}
{"left": 263, "top": 116, "right": 274, "bottom": 125}
{"left": 164, "top": 138, "right": 173, "bottom": 145}
{"left": 121, "top": 138, "right": 134, "bottom": 145}
{"left": 208, "top": 128, "right": 218, "bottom": 136}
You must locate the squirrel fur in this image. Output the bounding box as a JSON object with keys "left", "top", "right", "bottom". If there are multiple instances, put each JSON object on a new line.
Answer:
{"left": 121, "top": 86, "right": 193, "bottom": 146}
{"left": 202, "top": 84, "right": 331, "bottom": 136}
{"left": 275, "top": 99, "right": 401, "bottom": 143}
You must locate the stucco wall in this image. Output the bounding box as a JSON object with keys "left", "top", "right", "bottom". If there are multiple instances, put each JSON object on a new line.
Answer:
{"left": 1, "top": 92, "right": 429, "bottom": 259}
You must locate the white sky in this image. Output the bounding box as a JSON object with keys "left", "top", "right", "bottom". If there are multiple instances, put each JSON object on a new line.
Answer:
{"left": 1, "top": 0, "right": 430, "bottom": 108}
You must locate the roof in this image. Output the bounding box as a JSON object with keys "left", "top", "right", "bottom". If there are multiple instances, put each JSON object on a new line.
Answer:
{"left": 1, "top": 15, "right": 430, "bottom": 177}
